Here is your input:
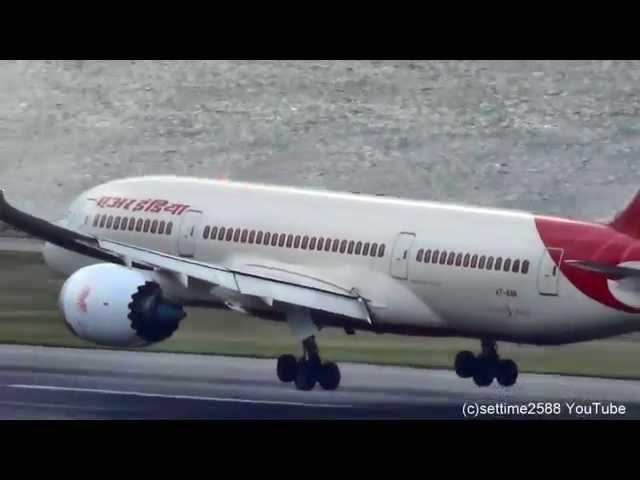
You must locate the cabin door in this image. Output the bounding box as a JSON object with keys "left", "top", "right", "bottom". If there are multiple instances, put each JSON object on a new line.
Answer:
{"left": 178, "top": 210, "right": 203, "bottom": 258}
{"left": 538, "top": 248, "right": 564, "bottom": 296}
{"left": 390, "top": 232, "right": 416, "bottom": 280}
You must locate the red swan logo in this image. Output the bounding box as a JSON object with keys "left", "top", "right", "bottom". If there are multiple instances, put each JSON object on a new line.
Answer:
{"left": 77, "top": 286, "right": 91, "bottom": 313}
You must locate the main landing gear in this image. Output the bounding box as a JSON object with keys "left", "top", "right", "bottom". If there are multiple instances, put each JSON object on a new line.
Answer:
{"left": 454, "top": 339, "right": 518, "bottom": 388}
{"left": 276, "top": 336, "right": 341, "bottom": 391}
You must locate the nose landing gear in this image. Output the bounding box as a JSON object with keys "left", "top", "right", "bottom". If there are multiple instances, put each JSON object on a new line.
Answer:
{"left": 454, "top": 339, "right": 518, "bottom": 388}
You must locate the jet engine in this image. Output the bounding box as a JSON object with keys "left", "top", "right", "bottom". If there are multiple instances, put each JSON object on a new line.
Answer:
{"left": 58, "top": 263, "right": 186, "bottom": 347}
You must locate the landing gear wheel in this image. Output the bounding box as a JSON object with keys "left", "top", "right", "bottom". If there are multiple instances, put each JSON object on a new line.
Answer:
{"left": 496, "top": 359, "right": 518, "bottom": 387}
{"left": 472, "top": 358, "right": 495, "bottom": 387}
{"left": 294, "top": 361, "right": 317, "bottom": 391}
{"left": 455, "top": 351, "right": 476, "bottom": 378}
{"left": 277, "top": 354, "right": 298, "bottom": 383}
{"left": 318, "top": 362, "right": 341, "bottom": 391}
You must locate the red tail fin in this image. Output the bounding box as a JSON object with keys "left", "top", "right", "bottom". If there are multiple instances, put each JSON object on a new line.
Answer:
{"left": 610, "top": 191, "right": 640, "bottom": 237}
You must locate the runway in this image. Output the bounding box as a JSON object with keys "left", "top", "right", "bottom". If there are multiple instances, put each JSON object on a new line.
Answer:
{"left": 0, "top": 345, "right": 638, "bottom": 419}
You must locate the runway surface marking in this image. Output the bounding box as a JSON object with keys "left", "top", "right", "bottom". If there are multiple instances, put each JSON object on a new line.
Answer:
{"left": 0, "top": 400, "right": 119, "bottom": 411}
{"left": 9, "top": 384, "right": 353, "bottom": 409}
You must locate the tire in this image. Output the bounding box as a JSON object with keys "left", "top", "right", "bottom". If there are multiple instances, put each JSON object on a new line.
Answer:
{"left": 277, "top": 354, "right": 298, "bottom": 383}
{"left": 496, "top": 359, "right": 518, "bottom": 387}
{"left": 472, "top": 358, "right": 494, "bottom": 387}
{"left": 294, "top": 361, "right": 317, "bottom": 391}
{"left": 454, "top": 351, "right": 476, "bottom": 378}
{"left": 318, "top": 362, "right": 341, "bottom": 391}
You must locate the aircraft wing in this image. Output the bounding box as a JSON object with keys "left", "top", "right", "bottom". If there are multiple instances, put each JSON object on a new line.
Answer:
{"left": 99, "top": 239, "right": 373, "bottom": 323}
{"left": 0, "top": 190, "right": 373, "bottom": 324}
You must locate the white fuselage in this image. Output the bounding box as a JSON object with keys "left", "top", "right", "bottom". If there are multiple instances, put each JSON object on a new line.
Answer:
{"left": 43, "top": 176, "right": 640, "bottom": 345}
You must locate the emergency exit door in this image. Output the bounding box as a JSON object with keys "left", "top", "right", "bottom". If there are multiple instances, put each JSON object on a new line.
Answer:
{"left": 538, "top": 248, "right": 564, "bottom": 296}
{"left": 178, "top": 210, "right": 202, "bottom": 258}
{"left": 390, "top": 233, "right": 416, "bottom": 280}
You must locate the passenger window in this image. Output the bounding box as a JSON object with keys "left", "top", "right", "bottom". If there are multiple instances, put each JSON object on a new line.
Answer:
{"left": 522, "top": 260, "right": 530, "bottom": 274}
{"left": 104, "top": 216, "right": 112, "bottom": 229}
{"left": 120, "top": 217, "right": 128, "bottom": 231}
{"left": 166, "top": 222, "right": 173, "bottom": 235}
{"left": 511, "top": 259, "right": 520, "bottom": 273}
{"left": 362, "top": 242, "right": 370, "bottom": 256}
{"left": 151, "top": 220, "right": 158, "bottom": 234}
{"left": 424, "top": 249, "right": 432, "bottom": 263}
{"left": 248, "top": 230, "right": 255, "bottom": 244}
{"left": 256, "top": 231, "right": 263, "bottom": 244}
{"left": 113, "top": 217, "right": 121, "bottom": 230}
{"left": 324, "top": 238, "right": 332, "bottom": 252}
{"left": 129, "top": 218, "right": 136, "bottom": 231}
{"left": 136, "top": 219, "right": 143, "bottom": 232}
{"left": 478, "top": 255, "right": 486, "bottom": 269}
{"left": 203, "top": 225, "right": 211, "bottom": 239}
{"left": 503, "top": 258, "right": 511, "bottom": 272}
{"left": 278, "top": 234, "right": 286, "bottom": 247}
{"left": 355, "top": 241, "right": 362, "bottom": 255}
{"left": 455, "top": 253, "right": 462, "bottom": 266}
{"left": 487, "top": 256, "right": 494, "bottom": 270}
{"left": 471, "top": 254, "right": 478, "bottom": 268}
{"left": 317, "top": 237, "right": 325, "bottom": 251}
{"left": 495, "top": 257, "right": 503, "bottom": 271}
{"left": 302, "top": 236, "right": 309, "bottom": 250}
{"left": 241, "top": 229, "right": 248, "bottom": 243}
{"left": 264, "top": 232, "right": 271, "bottom": 245}
{"left": 378, "top": 244, "right": 385, "bottom": 257}
{"left": 439, "top": 251, "right": 447, "bottom": 264}
{"left": 271, "top": 233, "right": 279, "bottom": 247}
{"left": 211, "top": 226, "right": 218, "bottom": 239}
{"left": 234, "top": 229, "right": 241, "bottom": 242}
{"left": 93, "top": 215, "right": 100, "bottom": 227}
{"left": 226, "top": 228, "right": 234, "bottom": 242}
{"left": 332, "top": 239, "right": 340, "bottom": 252}
{"left": 286, "top": 234, "right": 294, "bottom": 248}
{"left": 340, "top": 240, "right": 347, "bottom": 254}
{"left": 348, "top": 241, "right": 354, "bottom": 254}
{"left": 417, "top": 249, "right": 424, "bottom": 262}
{"left": 432, "top": 250, "right": 439, "bottom": 264}
{"left": 143, "top": 219, "right": 150, "bottom": 233}
{"left": 463, "top": 253, "right": 470, "bottom": 267}
{"left": 371, "top": 243, "right": 378, "bottom": 257}
{"left": 99, "top": 215, "right": 106, "bottom": 228}
{"left": 218, "top": 227, "right": 226, "bottom": 241}
{"left": 294, "top": 235, "right": 301, "bottom": 249}
{"left": 158, "top": 221, "right": 166, "bottom": 235}
{"left": 309, "top": 237, "right": 317, "bottom": 250}
{"left": 447, "top": 252, "right": 455, "bottom": 265}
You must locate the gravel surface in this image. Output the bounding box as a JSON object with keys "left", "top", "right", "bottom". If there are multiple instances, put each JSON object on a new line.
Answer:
{"left": 1, "top": 60, "right": 640, "bottom": 222}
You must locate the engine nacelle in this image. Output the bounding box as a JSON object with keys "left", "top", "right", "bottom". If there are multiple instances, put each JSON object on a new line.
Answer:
{"left": 59, "top": 263, "right": 186, "bottom": 347}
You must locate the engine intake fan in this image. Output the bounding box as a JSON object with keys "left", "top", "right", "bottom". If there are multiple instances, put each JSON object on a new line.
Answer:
{"left": 128, "top": 282, "right": 186, "bottom": 343}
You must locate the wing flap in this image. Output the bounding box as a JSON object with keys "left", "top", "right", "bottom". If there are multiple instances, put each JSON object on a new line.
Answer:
{"left": 234, "top": 274, "right": 370, "bottom": 322}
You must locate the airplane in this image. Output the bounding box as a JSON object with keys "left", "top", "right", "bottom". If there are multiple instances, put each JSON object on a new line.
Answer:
{"left": 1, "top": 174, "right": 640, "bottom": 391}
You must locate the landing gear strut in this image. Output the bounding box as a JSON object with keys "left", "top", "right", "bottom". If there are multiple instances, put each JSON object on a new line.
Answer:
{"left": 454, "top": 339, "right": 518, "bottom": 388}
{"left": 276, "top": 336, "right": 341, "bottom": 391}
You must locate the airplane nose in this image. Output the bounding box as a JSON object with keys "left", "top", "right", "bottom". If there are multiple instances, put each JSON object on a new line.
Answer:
{"left": 42, "top": 242, "right": 70, "bottom": 276}
{"left": 42, "top": 242, "right": 57, "bottom": 269}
